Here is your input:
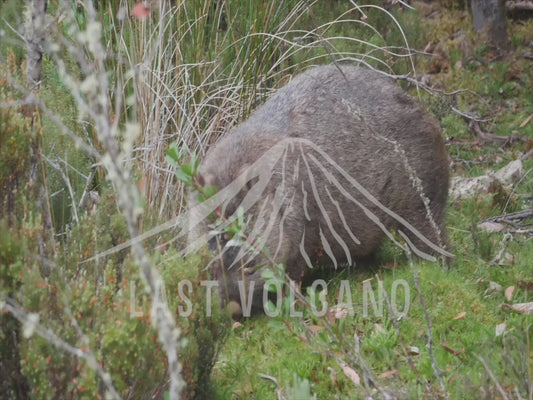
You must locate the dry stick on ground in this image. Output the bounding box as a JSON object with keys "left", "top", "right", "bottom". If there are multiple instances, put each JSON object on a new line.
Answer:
{"left": 481, "top": 208, "right": 533, "bottom": 236}
{"left": 489, "top": 232, "right": 513, "bottom": 266}
{"left": 506, "top": 1, "right": 533, "bottom": 12}
{"left": 451, "top": 106, "right": 490, "bottom": 123}
{"left": 482, "top": 209, "right": 533, "bottom": 225}
{"left": 469, "top": 120, "right": 523, "bottom": 145}
{"left": 521, "top": 148, "right": 533, "bottom": 160}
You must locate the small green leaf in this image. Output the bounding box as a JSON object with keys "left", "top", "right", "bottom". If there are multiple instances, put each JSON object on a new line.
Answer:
{"left": 176, "top": 168, "right": 192, "bottom": 185}
{"left": 165, "top": 153, "right": 179, "bottom": 168}
{"left": 226, "top": 224, "right": 240, "bottom": 235}
{"left": 192, "top": 154, "right": 200, "bottom": 174}
{"left": 262, "top": 268, "right": 275, "bottom": 281}
{"left": 181, "top": 163, "right": 194, "bottom": 177}
{"left": 165, "top": 144, "right": 181, "bottom": 166}
{"left": 203, "top": 185, "right": 217, "bottom": 199}
{"left": 196, "top": 193, "right": 206, "bottom": 203}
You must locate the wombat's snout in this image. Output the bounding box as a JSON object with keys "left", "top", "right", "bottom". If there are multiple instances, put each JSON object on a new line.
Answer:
{"left": 210, "top": 240, "right": 269, "bottom": 317}
{"left": 227, "top": 301, "right": 242, "bottom": 319}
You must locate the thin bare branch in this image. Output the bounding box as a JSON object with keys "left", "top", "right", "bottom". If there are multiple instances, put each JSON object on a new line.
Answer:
{"left": 469, "top": 120, "right": 523, "bottom": 145}
{"left": 42, "top": 154, "right": 79, "bottom": 224}
{"left": 477, "top": 356, "right": 511, "bottom": 400}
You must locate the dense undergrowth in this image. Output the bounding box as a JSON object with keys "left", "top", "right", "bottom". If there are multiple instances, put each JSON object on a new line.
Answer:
{"left": 0, "top": 0, "right": 532, "bottom": 399}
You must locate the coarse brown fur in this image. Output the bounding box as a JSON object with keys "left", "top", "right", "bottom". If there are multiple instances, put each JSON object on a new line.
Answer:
{"left": 188, "top": 64, "right": 450, "bottom": 314}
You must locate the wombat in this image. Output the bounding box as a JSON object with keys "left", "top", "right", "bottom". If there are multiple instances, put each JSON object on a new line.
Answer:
{"left": 187, "top": 64, "right": 451, "bottom": 316}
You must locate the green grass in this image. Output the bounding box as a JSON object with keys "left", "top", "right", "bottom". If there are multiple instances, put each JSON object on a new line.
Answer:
{"left": 211, "top": 240, "right": 531, "bottom": 398}
{"left": 206, "top": 3, "right": 533, "bottom": 396}
{"left": 1, "top": 0, "right": 532, "bottom": 399}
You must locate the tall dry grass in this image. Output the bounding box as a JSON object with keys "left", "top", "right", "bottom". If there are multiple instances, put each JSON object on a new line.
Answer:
{"left": 104, "top": 0, "right": 418, "bottom": 220}
{"left": 0, "top": 1, "right": 424, "bottom": 398}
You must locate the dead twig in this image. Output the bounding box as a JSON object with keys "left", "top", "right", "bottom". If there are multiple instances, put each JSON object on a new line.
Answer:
{"left": 489, "top": 233, "right": 513, "bottom": 266}
{"left": 469, "top": 120, "right": 522, "bottom": 145}
{"left": 42, "top": 155, "right": 79, "bottom": 225}
{"left": 481, "top": 209, "right": 533, "bottom": 238}
{"left": 482, "top": 209, "right": 533, "bottom": 224}
{"left": 78, "top": 164, "right": 97, "bottom": 211}
{"left": 506, "top": 0, "right": 533, "bottom": 12}
{"left": 258, "top": 373, "right": 286, "bottom": 400}
{"left": 451, "top": 106, "right": 490, "bottom": 123}
{"left": 503, "top": 168, "right": 533, "bottom": 214}
{"left": 523, "top": 51, "right": 533, "bottom": 61}
{"left": 440, "top": 342, "right": 465, "bottom": 358}
{"left": 506, "top": 229, "right": 533, "bottom": 235}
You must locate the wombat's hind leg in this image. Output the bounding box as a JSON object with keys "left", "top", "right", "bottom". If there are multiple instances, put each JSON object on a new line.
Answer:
{"left": 399, "top": 211, "right": 451, "bottom": 266}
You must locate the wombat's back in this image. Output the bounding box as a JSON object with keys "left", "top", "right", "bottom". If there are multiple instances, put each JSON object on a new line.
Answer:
{"left": 205, "top": 64, "right": 447, "bottom": 193}
{"left": 195, "top": 64, "right": 450, "bottom": 307}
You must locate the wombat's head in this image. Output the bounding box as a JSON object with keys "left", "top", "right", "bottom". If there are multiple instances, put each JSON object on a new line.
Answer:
{"left": 193, "top": 164, "right": 285, "bottom": 317}
{"left": 207, "top": 230, "right": 270, "bottom": 317}
{"left": 189, "top": 135, "right": 301, "bottom": 317}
